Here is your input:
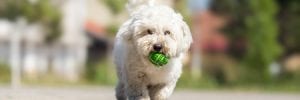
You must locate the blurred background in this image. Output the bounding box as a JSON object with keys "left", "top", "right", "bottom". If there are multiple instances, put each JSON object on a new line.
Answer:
{"left": 0, "top": 0, "right": 300, "bottom": 97}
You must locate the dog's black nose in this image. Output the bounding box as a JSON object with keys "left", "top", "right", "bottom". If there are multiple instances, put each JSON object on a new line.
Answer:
{"left": 153, "top": 44, "right": 163, "bottom": 51}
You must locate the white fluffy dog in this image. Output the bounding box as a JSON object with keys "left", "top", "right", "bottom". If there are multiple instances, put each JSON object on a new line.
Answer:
{"left": 113, "top": 0, "right": 192, "bottom": 100}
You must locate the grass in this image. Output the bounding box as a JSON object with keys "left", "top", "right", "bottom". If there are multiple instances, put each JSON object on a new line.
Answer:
{"left": 1, "top": 61, "right": 300, "bottom": 93}
{"left": 85, "top": 58, "right": 117, "bottom": 86}
{"left": 21, "top": 58, "right": 118, "bottom": 87}
{"left": 0, "top": 63, "right": 11, "bottom": 84}
{"left": 176, "top": 71, "right": 300, "bottom": 92}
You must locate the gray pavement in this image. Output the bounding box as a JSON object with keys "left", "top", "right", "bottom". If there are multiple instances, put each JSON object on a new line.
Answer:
{"left": 0, "top": 86, "right": 299, "bottom": 100}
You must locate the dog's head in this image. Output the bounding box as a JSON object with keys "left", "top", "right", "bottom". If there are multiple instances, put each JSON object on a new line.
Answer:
{"left": 119, "top": 4, "right": 192, "bottom": 59}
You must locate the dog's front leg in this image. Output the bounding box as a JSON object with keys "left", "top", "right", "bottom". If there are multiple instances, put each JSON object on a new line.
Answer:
{"left": 125, "top": 72, "right": 150, "bottom": 100}
{"left": 149, "top": 82, "right": 176, "bottom": 100}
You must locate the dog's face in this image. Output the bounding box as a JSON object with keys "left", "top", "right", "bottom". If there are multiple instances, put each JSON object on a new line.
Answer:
{"left": 123, "top": 5, "right": 192, "bottom": 59}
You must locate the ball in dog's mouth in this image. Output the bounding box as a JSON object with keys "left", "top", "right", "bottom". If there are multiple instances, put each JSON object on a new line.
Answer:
{"left": 148, "top": 51, "right": 169, "bottom": 67}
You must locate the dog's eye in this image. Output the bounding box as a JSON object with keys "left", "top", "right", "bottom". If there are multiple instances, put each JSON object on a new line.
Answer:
{"left": 147, "top": 29, "right": 153, "bottom": 35}
{"left": 164, "top": 30, "right": 171, "bottom": 35}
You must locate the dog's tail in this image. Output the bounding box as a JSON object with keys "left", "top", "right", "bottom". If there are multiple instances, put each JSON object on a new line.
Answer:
{"left": 126, "top": 0, "right": 155, "bottom": 14}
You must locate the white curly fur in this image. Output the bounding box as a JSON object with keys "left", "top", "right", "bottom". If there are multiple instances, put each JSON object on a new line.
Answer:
{"left": 113, "top": 0, "right": 192, "bottom": 100}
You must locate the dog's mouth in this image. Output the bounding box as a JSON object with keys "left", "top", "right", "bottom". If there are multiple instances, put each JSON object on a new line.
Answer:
{"left": 148, "top": 51, "right": 170, "bottom": 67}
{"left": 144, "top": 51, "right": 168, "bottom": 60}
{"left": 149, "top": 51, "right": 169, "bottom": 57}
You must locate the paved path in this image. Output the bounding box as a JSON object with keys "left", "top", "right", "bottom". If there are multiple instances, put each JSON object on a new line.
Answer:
{"left": 0, "top": 86, "right": 299, "bottom": 100}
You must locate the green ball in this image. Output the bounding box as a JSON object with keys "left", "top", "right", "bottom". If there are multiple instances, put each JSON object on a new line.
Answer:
{"left": 148, "top": 52, "right": 169, "bottom": 67}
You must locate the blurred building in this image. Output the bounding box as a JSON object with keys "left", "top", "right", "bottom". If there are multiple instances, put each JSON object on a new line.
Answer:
{"left": 0, "top": 19, "right": 48, "bottom": 79}
{"left": 0, "top": 0, "right": 114, "bottom": 82}
{"left": 188, "top": 0, "right": 238, "bottom": 83}
{"left": 189, "top": 0, "right": 228, "bottom": 54}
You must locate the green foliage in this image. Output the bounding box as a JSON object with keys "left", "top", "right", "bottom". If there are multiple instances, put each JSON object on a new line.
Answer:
{"left": 242, "top": 0, "right": 281, "bottom": 82}
{"left": 107, "top": 24, "right": 119, "bottom": 36}
{"left": 0, "top": 0, "right": 61, "bottom": 42}
{"left": 174, "top": 0, "right": 192, "bottom": 25}
{"left": 214, "top": 0, "right": 282, "bottom": 82}
{"left": 86, "top": 59, "right": 117, "bottom": 85}
{"left": 103, "top": 0, "right": 126, "bottom": 14}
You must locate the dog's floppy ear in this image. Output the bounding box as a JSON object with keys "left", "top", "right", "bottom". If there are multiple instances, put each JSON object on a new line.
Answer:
{"left": 178, "top": 17, "right": 193, "bottom": 53}
{"left": 116, "top": 20, "right": 133, "bottom": 42}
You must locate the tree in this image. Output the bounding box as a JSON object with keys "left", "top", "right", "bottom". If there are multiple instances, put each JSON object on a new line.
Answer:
{"left": 278, "top": 0, "right": 300, "bottom": 56}
{"left": 212, "top": 0, "right": 282, "bottom": 82}
{"left": 0, "top": 0, "right": 61, "bottom": 42}
{"left": 243, "top": 0, "right": 281, "bottom": 82}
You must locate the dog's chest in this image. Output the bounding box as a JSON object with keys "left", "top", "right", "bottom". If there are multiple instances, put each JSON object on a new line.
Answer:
{"left": 145, "top": 61, "right": 181, "bottom": 84}
{"left": 147, "top": 68, "right": 170, "bottom": 84}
